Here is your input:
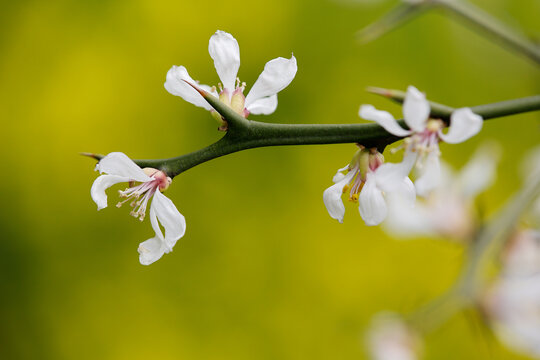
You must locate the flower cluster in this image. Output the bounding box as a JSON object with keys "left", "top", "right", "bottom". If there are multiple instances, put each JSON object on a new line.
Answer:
{"left": 323, "top": 86, "right": 483, "bottom": 225}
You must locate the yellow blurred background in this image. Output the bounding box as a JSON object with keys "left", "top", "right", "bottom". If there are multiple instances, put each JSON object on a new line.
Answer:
{"left": 1, "top": 0, "right": 539, "bottom": 358}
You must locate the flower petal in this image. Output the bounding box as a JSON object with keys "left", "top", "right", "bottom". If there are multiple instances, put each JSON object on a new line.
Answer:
{"left": 208, "top": 30, "right": 240, "bottom": 93}
{"left": 359, "top": 104, "right": 411, "bottom": 137}
{"left": 138, "top": 236, "right": 167, "bottom": 266}
{"left": 245, "top": 94, "right": 278, "bottom": 115}
{"left": 151, "top": 190, "right": 186, "bottom": 247}
{"left": 438, "top": 108, "right": 483, "bottom": 144}
{"left": 457, "top": 143, "right": 499, "bottom": 198}
{"left": 332, "top": 165, "right": 350, "bottom": 183}
{"left": 90, "top": 174, "right": 131, "bottom": 210}
{"left": 374, "top": 151, "right": 417, "bottom": 192}
{"left": 358, "top": 173, "right": 388, "bottom": 226}
{"left": 384, "top": 196, "right": 435, "bottom": 238}
{"left": 164, "top": 65, "right": 215, "bottom": 110}
{"left": 415, "top": 151, "right": 441, "bottom": 197}
{"left": 403, "top": 85, "right": 429, "bottom": 133}
{"left": 323, "top": 169, "right": 356, "bottom": 223}
{"left": 96, "top": 152, "right": 151, "bottom": 182}
{"left": 244, "top": 55, "right": 297, "bottom": 108}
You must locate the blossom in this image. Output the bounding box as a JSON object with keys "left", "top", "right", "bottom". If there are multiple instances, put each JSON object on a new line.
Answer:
{"left": 90, "top": 152, "right": 186, "bottom": 265}
{"left": 164, "top": 30, "right": 297, "bottom": 124}
{"left": 323, "top": 146, "right": 415, "bottom": 226}
{"left": 483, "top": 230, "right": 540, "bottom": 358}
{"left": 383, "top": 143, "right": 499, "bottom": 240}
{"left": 367, "top": 313, "right": 421, "bottom": 360}
{"left": 359, "top": 85, "right": 483, "bottom": 196}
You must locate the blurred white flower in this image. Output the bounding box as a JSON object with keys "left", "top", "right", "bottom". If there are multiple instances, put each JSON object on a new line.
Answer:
{"left": 383, "top": 143, "right": 499, "bottom": 240}
{"left": 484, "top": 229, "right": 540, "bottom": 358}
{"left": 323, "top": 146, "right": 415, "bottom": 226}
{"left": 91, "top": 152, "right": 186, "bottom": 265}
{"left": 164, "top": 30, "right": 297, "bottom": 122}
{"left": 359, "top": 86, "right": 483, "bottom": 196}
{"left": 521, "top": 146, "right": 540, "bottom": 225}
{"left": 367, "top": 313, "right": 421, "bottom": 360}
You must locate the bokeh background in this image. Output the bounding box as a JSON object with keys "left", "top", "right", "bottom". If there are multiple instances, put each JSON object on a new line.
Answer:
{"left": 1, "top": 0, "right": 539, "bottom": 359}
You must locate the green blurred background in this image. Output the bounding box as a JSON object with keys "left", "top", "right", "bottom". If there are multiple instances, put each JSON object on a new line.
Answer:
{"left": 1, "top": 0, "right": 539, "bottom": 358}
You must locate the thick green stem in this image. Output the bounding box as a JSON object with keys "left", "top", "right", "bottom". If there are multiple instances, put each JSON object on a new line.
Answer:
{"left": 133, "top": 93, "right": 540, "bottom": 177}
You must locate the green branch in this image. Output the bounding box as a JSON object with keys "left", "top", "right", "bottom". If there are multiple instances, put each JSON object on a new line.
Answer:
{"left": 124, "top": 92, "right": 540, "bottom": 178}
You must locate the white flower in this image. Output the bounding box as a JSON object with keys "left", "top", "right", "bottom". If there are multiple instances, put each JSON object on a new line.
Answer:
{"left": 323, "top": 147, "right": 415, "bottom": 226}
{"left": 485, "top": 231, "right": 540, "bottom": 358}
{"left": 486, "top": 272, "right": 540, "bottom": 358}
{"left": 384, "top": 143, "right": 499, "bottom": 240}
{"left": 359, "top": 85, "right": 483, "bottom": 196}
{"left": 164, "top": 30, "right": 297, "bottom": 120}
{"left": 90, "top": 152, "right": 186, "bottom": 265}
{"left": 367, "top": 313, "right": 421, "bottom": 360}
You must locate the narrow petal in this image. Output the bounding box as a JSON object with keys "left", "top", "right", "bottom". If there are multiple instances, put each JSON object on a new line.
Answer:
{"left": 244, "top": 55, "right": 297, "bottom": 107}
{"left": 374, "top": 151, "right": 417, "bottom": 192}
{"left": 164, "top": 65, "right": 215, "bottom": 110}
{"left": 90, "top": 174, "right": 131, "bottom": 210}
{"left": 245, "top": 94, "right": 277, "bottom": 115}
{"left": 415, "top": 151, "right": 441, "bottom": 197}
{"left": 151, "top": 191, "right": 186, "bottom": 247}
{"left": 359, "top": 104, "right": 411, "bottom": 137}
{"left": 323, "top": 169, "right": 356, "bottom": 223}
{"left": 457, "top": 143, "right": 499, "bottom": 198}
{"left": 438, "top": 107, "right": 483, "bottom": 144}
{"left": 333, "top": 165, "right": 350, "bottom": 183}
{"left": 358, "top": 173, "right": 387, "bottom": 226}
{"left": 403, "top": 85, "right": 429, "bottom": 133}
{"left": 96, "top": 152, "right": 150, "bottom": 182}
{"left": 138, "top": 236, "right": 167, "bottom": 266}
{"left": 208, "top": 30, "right": 240, "bottom": 92}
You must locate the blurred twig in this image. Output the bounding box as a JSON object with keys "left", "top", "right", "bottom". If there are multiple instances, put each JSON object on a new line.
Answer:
{"left": 408, "top": 173, "right": 540, "bottom": 333}
{"left": 357, "top": 0, "right": 540, "bottom": 65}
{"left": 436, "top": 0, "right": 540, "bottom": 65}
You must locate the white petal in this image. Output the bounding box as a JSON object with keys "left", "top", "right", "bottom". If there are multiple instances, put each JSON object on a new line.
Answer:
{"left": 384, "top": 196, "right": 435, "bottom": 238}
{"left": 358, "top": 173, "right": 388, "bottom": 226}
{"left": 457, "top": 143, "right": 499, "bottom": 198}
{"left": 415, "top": 151, "right": 441, "bottom": 197}
{"left": 90, "top": 174, "right": 131, "bottom": 210}
{"left": 96, "top": 152, "right": 150, "bottom": 182}
{"left": 164, "top": 65, "right": 215, "bottom": 110}
{"left": 438, "top": 108, "right": 483, "bottom": 144}
{"left": 391, "top": 177, "right": 416, "bottom": 207}
{"left": 332, "top": 165, "right": 350, "bottom": 183}
{"left": 359, "top": 104, "right": 411, "bottom": 137}
{"left": 151, "top": 190, "right": 186, "bottom": 247}
{"left": 138, "top": 236, "right": 167, "bottom": 266}
{"left": 374, "top": 151, "right": 417, "bottom": 192}
{"left": 137, "top": 192, "right": 185, "bottom": 266}
{"left": 208, "top": 30, "right": 240, "bottom": 92}
{"left": 323, "top": 169, "right": 356, "bottom": 223}
{"left": 403, "top": 85, "right": 429, "bottom": 133}
{"left": 244, "top": 55, "right": 297, "bottom": 107}
{"left": 245, "top": 94, "right": 278, "bottom": 115}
